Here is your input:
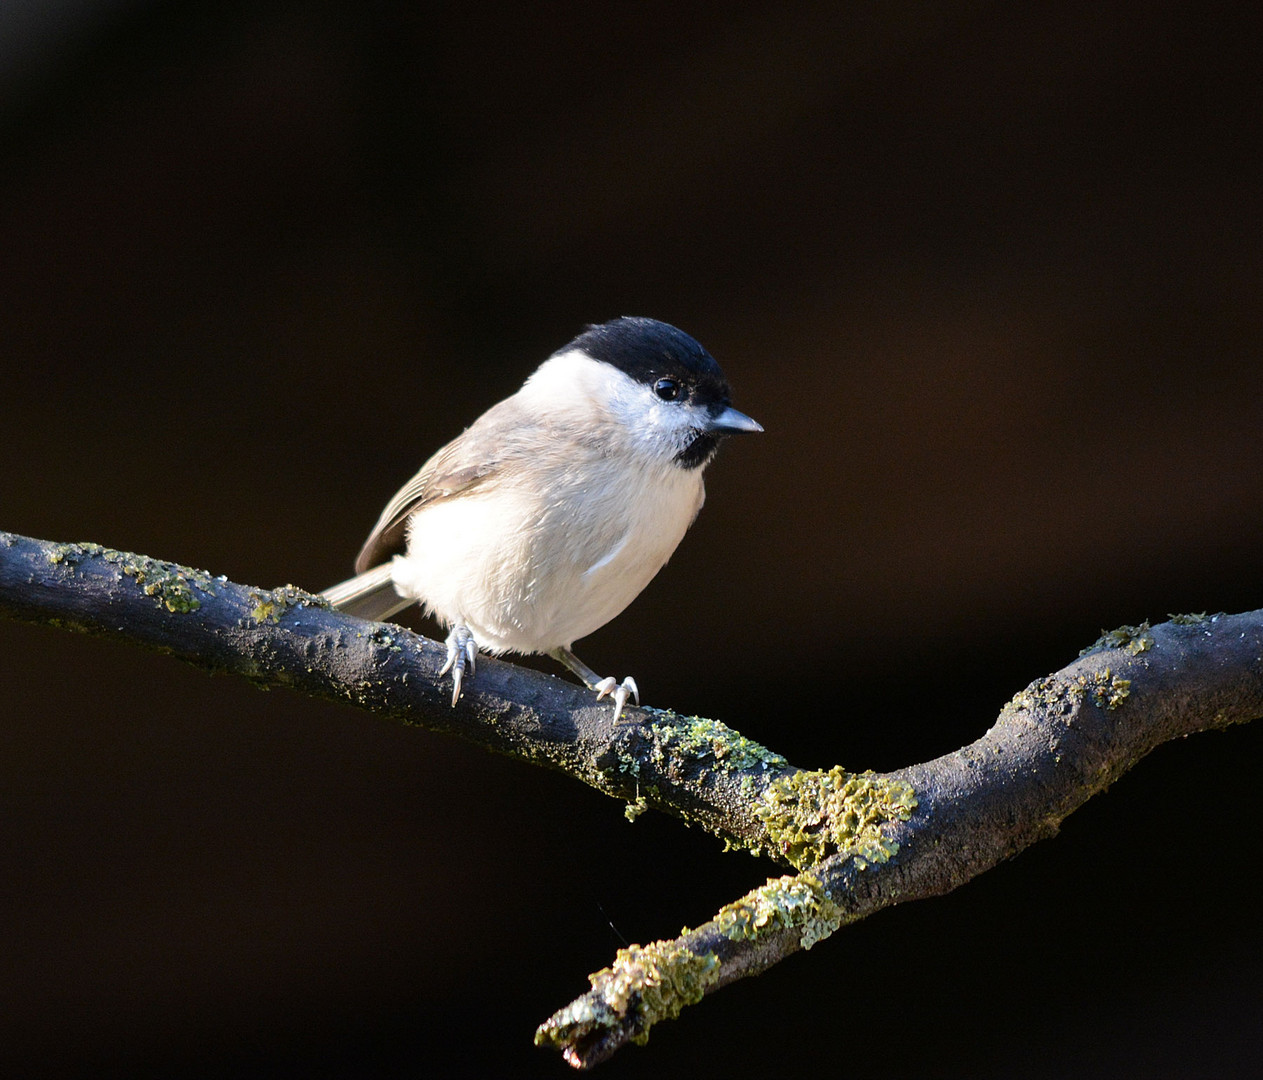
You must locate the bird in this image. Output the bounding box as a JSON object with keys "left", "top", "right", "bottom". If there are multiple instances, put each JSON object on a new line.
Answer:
{"left": 321, "top": 316, "right": 762, "bottom": 719}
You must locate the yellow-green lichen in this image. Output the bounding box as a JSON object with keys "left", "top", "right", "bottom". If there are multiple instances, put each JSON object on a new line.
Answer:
{"left": 714, "top": 870, "right": 845, "bottom": 950}
{"left": 753, "top": 766, "right": 917, "bottom": 870}
{"left": 1008, "top": 675, "right": 1061, "bottom": 714}
{"left": 48, "top": 542, "right": 213, "bottom": 613}
{"left": 1168, "top": 611, "right": 1215, "bottom": 625}
{"left": 1080, "top": 620, "right": 1154, "bottom": 657}
{"left": 46, "top": 541, "right": 95, "bottom": 566}
{"left": 624, "top": 795, "right": 649, "bottom": 822}
{"left": 249, "top": 583, "right": 330, "bottom": 623}
{"left": 1009, "top": 668, "right": 1131, "bottom": 715}
{"left": 645, "top": 710, "right": 788, "bottom": 774}
{"left": 1081, "top": 668, "right": 1131, "bottom": 710}
{"left": 534, "top": 940, "right": 720, "bottom": 1053}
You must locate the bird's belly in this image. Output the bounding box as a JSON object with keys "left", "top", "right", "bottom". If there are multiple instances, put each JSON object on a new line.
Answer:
{"left": 393, "top": 469, "right": 703, "bottom": 655}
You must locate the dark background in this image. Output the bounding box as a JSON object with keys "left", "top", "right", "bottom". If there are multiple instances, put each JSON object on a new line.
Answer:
{"left": 3, "top": 2, "right": 1261, "bottom": 1076}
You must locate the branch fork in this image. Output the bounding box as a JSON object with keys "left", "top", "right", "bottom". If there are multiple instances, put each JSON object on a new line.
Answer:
{"left": 2, "top": 530, "right": 1259, "bottom": 1068}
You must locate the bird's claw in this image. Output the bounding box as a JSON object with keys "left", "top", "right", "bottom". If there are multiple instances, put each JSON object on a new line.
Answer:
{"left": 439, "top": 626, "right": 478, "bottom": 706}
{"left": 545, "top": 647, "right": 640, "bottom": 722}
{"left": 594, "top": 675, "right": 639, "bottom": 722}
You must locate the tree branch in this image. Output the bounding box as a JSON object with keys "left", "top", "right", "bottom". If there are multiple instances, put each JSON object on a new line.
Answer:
{"left": 536, "top": 612, "right": 1263, "bottom": 1065}
{"left": 0, "top": 531, "right": 792, "bottom": 852}
{"left": 3, "top": 530, "right": 1260, "bottom": 1068}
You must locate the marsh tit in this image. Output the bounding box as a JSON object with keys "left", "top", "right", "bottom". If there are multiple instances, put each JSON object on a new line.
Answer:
{"left": 322, "top": 316, "right": 762, "bottom": 719}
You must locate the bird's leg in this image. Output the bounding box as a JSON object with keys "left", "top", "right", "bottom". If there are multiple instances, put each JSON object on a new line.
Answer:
{"left": 548, "top": 647, "right": 639, "bottom": 722}
{"left": 439, "top": 625, "right": 478, "bottom": 706}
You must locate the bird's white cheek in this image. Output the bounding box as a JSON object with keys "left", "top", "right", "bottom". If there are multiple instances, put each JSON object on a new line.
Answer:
{"left": 609, "top": 397, "right": 696, "bottom": 459}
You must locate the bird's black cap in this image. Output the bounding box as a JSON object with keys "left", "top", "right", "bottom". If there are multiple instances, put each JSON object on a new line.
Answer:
{"left": 565, "top": 316, "right": 732, "bottom": 407}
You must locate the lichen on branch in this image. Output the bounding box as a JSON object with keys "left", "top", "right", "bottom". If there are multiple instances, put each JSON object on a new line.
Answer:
{"left": 752, "top": 766, "right": 917, "bottom": 868}
{"left": 2, "top": 531, "right": 1261, "bottom": 1071}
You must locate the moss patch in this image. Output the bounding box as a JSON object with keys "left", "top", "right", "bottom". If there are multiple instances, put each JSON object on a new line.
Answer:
{"left": 753, "top": 766, "right": 917, "bottom": 870}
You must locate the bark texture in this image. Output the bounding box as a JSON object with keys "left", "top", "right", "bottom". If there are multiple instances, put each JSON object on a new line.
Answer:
{"left": 3, "top": 530, "right": 1259, "bottom": 1068}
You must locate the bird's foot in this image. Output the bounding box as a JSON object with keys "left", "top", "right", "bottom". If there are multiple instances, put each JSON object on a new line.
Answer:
{"left": 593, "top": 675, "right": 639, "bottom": 723}
{"left": 439, "top": 625, "right": 478, "bottom": 706}
{"left": 547, "top": 647, "right": 641, "bottom": 722}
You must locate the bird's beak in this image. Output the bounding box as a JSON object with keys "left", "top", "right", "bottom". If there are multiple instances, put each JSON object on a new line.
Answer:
{"left": 705, "top": 405, "right": 764, "bottom": 434}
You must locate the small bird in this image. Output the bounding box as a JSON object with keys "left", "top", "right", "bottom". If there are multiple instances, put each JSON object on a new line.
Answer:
{"left": 322, "top": 316, "right": 762, "bottom": 719}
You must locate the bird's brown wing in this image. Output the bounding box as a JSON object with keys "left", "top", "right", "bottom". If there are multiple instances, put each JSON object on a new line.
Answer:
{"left": 352, "top": 399, "right": 524, "bottom": 574}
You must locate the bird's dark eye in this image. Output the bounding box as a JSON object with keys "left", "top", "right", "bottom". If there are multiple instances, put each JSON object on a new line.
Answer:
{"left": 654, "top": 377, "right": 681, "bottom": 401}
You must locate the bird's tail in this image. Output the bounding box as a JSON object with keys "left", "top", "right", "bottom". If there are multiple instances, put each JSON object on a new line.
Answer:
{"left": 321, "top": 562, "right": 413, "bottom": 622}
